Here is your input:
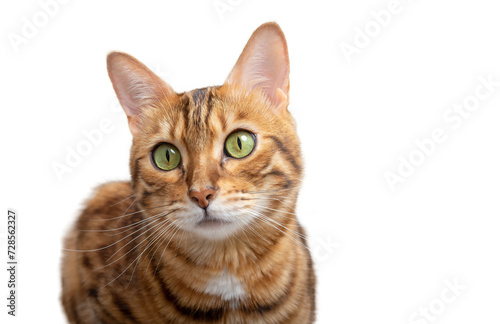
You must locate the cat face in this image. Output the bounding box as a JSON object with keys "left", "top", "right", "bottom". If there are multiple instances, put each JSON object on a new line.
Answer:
{"left": 107, "top": 23, "right": 302, "bottom": 240}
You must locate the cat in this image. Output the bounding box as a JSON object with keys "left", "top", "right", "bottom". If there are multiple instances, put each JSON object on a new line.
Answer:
{"left": 61, "top": 22, "right": 316, "bottom": 324}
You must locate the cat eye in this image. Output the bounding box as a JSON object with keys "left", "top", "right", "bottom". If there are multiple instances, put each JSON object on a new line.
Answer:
{"left": 152, "top": 143, "right": 181, "bottom": 171}
{"left": 224, "top": 130, "right": 255, "bottom": 159}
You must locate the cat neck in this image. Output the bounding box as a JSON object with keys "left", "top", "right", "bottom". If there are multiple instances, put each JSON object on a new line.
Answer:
{"left": 148, "top": 214, "right": 299, "bottom": 273}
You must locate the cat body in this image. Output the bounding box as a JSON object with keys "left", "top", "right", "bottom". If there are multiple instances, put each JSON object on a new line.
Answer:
{"left": 61, "top": 23, "right": 316, "bottom": 323}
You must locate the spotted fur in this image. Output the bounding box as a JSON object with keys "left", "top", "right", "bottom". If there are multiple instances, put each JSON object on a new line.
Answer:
{"left": 61, "top": 22, "right": 316, "bottom": 323}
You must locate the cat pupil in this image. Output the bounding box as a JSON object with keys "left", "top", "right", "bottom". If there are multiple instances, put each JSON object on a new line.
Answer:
{"left": 166, "top": 149, "right": 170, "bottom": 162}
{"left": 237, "top": 137, "right": 242, "bottom": 150}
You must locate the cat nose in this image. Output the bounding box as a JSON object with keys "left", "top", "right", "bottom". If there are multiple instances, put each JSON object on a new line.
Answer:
{"left": 189, "top": 188, "right": 216, "bottom": 209}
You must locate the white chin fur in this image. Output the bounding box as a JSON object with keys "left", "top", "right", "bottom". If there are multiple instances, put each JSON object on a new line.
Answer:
{"left": 178, "top": 201, "right": 254, "bottom": 240}
{"left": 190, "top": 222, "right": 242, "bottom": 240}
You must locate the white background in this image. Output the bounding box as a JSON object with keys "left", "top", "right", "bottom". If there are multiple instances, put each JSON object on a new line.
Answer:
{"left": 1, "top": 0, "right": 500, "bottom": 323}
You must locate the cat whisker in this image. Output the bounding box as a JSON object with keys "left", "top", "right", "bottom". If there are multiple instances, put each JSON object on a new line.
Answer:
{"left": 242, "top": 196, "right": 297, "bottom": 208}
{"left": 247, "top": 197, "right": 298, "bottom": 215}
{"left": 247, "top": 211, "right": 311, "bottom": 253}
{"left": 95, "top": 202, "right": 177, "bottom": 221}
{"left": 104, "top": 215, "right": 177, "bottom": 264}
{"left": 106, "top": 193, "right": 136, "bottom": 208}
{"left": 240, "top": 195, "right": 296, "bottom": 202}
{"left": 127, "top": 220, "right": 180, "bottom": 287}
{"left": 236, "top": 217, "right": 272, "bottom": 246}
{"left": 235, "top": 218, "right": 252, "bottom": 243}
{"left": 94, "top": 219, "right": 178, "bottom": 280}
{"left": 249, "top": 205, "right": 299, "bottom": 223}
{"left": 65, "top": 209, "right": 178, "bottom": 252}
{"left": 251, "top": 203, "right": 298, "bottom": 217}
{"left": 251, "top": 194, "right": 298, "bottom": 200}
{"left": 143, "top": 220, "right": 181, "bottom": 277}
{"left": 108, "top": 207, "right": 183, "bottom": 236}
{"left": 79, "top": 208, "right": 171, "bottom": 233}
{"left": 100, "top": 220, "right": 177, "bottom": 290}
{"left": 245, "top": 207, "right": 309, "bottom": 242}
{"left": 113, "top": 197, "right": 138, "bottom": 225}
{"left": 249, "top": 208, "right": 305, "bottom": 239}
{"left": 153, "top": 225, "right": 182, "bottom": 276}
{"left": 175, "top": 227, "right": 186, "bottom": 255}
{"left": 284, "top": 175, "right": 306, "bottom": 182}
{"left": 245, "top": 185, "right": 300, "bottom": 195}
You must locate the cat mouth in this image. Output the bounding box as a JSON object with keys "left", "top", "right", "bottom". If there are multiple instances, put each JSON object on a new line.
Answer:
{"left": 197, "top": 212, "right": 230, "bottom": 227}
{"left": 197, "top": 218, "right": 228, "bottom": 227}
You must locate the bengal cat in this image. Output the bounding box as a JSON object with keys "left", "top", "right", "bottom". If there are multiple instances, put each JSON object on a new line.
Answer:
{"left": 61, "top": 22, "right": 316, "bottom": 323}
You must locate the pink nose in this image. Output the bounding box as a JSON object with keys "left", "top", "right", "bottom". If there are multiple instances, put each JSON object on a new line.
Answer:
{"left": 189, "top": 188, "right": 216, "bottom": 208}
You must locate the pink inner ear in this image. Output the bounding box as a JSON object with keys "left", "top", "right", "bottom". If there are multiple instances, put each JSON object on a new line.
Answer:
{"left": 107, "top": 52, "right": 176, "bottom": 136}
{"left": 226, "top": 23, "right": 290, "bottom": 110}
{"left": 109, "top": 68, "right": 142, "bottom": 117}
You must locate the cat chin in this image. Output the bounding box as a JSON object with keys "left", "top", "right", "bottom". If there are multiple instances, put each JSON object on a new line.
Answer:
{"left": 189, "top": 222, "right": 242, "bottom": 241}
{"left": 178, "top": 203, "right": 252, "bottom": 241}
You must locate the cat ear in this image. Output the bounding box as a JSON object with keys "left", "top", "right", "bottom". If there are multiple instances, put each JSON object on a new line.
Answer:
{"left": 106, "top": 52, "right": 176, "bottom": 135}
{"left": 225, "top": 22, "right": 290, "bottom": 113}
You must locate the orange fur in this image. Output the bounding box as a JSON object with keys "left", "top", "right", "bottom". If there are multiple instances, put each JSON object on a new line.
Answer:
{"left": 61, "top": 22, "right": 315, "bottom": 323}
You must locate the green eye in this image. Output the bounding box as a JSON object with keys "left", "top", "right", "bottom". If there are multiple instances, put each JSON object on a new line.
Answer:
{"left": 153, "top": 143, "right": 181, "bottom": 171}
{"left": 225, "top": 130, "right": 255, "bottom": 159}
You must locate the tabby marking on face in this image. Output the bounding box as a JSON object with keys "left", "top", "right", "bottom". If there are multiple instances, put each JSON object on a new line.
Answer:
{"left": 61, "top": 22, "right": 316, "bottom": 324}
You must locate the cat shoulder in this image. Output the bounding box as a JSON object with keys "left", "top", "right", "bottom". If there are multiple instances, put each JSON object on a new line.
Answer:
{"left": 82, "top": 181, "right": 134, "bottom": 213}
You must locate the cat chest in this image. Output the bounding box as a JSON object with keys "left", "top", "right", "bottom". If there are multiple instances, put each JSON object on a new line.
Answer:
{"left": 203, "top": 270, "right": 245, "bottom": 301}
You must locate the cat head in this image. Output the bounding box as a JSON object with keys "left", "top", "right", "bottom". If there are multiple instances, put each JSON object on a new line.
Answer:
{"left": 107, "top": 22, "right": 302, "bottom": 240}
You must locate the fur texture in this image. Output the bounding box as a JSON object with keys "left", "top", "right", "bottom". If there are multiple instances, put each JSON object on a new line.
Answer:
{"left": 61, "top": 22, "right": 316, "bottom": 323}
